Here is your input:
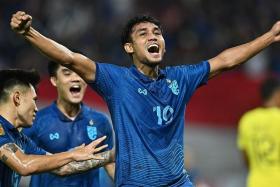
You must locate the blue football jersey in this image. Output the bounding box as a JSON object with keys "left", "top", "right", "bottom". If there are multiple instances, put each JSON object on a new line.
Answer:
{"left": 0, "top": 115, "right": 46, "bottom": 187}
{"left": 90, "top": 61, "right": 210, "bottom": 186}
{"left": 23, "top": 103, "right": 113, "bottom": 187}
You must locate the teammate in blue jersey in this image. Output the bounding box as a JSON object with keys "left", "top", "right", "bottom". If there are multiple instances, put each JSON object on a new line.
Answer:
{"left": 23, "top": 61, "right": 115, "bottom": 187}
{"left": 0, "top": 69, "right": 114, "bottom": 187}
{"left": 11, "top": 11, "right": 280, "bottom": 186}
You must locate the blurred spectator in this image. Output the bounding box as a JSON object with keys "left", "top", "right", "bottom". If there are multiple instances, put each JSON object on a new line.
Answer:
{"left": 1, "top": 0, "right": 280, "bottom": 77}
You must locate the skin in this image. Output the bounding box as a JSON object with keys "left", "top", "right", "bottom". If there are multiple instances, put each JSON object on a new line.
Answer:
{"left": 0, "top": 83, "right": 113, "bottom": 176}
{"left": 9, "top": 10, "right": 280, "bottom": 179}
{"left": 49, "top": 65, "right": 115, "bottom": 178}
{"left": 50, "top": 66, "right": 87, "bottom": 118}
{"left": 9, "top": 11, "right": 280, "bottom": 83}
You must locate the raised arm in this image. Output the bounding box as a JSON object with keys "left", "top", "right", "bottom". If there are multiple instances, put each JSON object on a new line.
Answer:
{"left": 10, "top": 11, "right": 96, "bottom": 82}
{"left": 208, "top": 21, "right": 280, "bottom": 78}
{"left": 0, "top": 136, "right": 107, "bottom": 176}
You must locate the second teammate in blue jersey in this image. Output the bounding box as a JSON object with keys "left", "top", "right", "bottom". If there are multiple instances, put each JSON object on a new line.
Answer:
{"left": 11, "top": 11, "right": 280, "bottom": 186}
{"left": 23, "top": 62, "right": 114, "bottom": 187}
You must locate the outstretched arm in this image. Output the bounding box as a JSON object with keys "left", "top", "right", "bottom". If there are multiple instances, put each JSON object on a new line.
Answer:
{"left": 51, "top": 149, "right": 115, "bottom": 176}
{"left": 208, "top": 21, "right": 280, "bottom": 78}
{"left": 0, "top": 136, "right": 107, "bottom": 176}
{"left": 10, "top": 11, "right": 96, "bottom": 82}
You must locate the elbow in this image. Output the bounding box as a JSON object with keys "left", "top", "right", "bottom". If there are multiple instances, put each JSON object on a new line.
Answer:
{"left": 217, "top": 55, "right": 242, "bottom": 71}
{"left": 16, "top": 166, "right": 36, "bottom": 176}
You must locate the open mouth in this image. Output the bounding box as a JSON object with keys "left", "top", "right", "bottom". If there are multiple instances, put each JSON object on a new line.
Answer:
{"left": 147, "top": 44, "right": 159, "bottom": 54}
{"left": 70, "top": 85, "right": 81, "bottom": 95}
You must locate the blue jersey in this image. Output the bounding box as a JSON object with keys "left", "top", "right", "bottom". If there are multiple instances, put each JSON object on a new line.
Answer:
{"left": 0, "top": 115, "right": 46, "bottom": 187}
{"left": 23, "top": 102, "right": 113, "bottom": 187}
{"left": 90, "top": 61, "right": 210, "bottom": 186}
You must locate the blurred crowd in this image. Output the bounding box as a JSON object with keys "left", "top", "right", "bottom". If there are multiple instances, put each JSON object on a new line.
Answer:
{"left": 1, "top": 0, "right": 280, "bottom": 76}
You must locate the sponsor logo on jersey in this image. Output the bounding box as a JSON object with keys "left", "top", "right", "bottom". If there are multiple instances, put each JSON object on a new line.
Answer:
{"left": 138, "top": 88, "right": 148, "bottom": 95}
{"left": 49, "top": 132, "right": 60, "bottom": 140}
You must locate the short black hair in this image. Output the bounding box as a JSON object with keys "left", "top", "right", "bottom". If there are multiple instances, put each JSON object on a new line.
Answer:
{"left": 121, "top": 15, "right": 163, "bottom": 46}
{"left": 48, "top": 61, "right": 60, "bottom": 77}
{"left": 260, "top": 77, "right": 280, "bottom": 102}
{"left": 0, "top": 69, "right": 40, "bottom": 102}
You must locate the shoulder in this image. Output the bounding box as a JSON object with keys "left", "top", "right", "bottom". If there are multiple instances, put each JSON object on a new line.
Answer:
{"left": 32, "top": 104, "right": 56, "bottom": 128}
{"left": 36, "top": 104, "right": 54, "bottom": 116}
{"left": 96, "top": 62, "right": 128, "bottom": 73}
{"left": 239, "top": 108, "right": 265, "bottom": 129}
{"left": 240, "top": 108, "right": 265, "bottom": 120}
{"left": 82, "top": 105, "right": 109, "bottom": 121}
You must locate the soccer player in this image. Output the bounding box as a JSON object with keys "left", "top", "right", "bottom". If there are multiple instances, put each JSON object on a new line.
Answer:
{"left": 23, "top": 61, "right": 114, "bottom": 187}
{"left": 0, "top": 69, "right": 114, "bottom": 187}
{"left": 10, "top": 11, "right": 280, "bottom": 186}
{"left": 237, "top": 78, "right": 280, "bottom": 187}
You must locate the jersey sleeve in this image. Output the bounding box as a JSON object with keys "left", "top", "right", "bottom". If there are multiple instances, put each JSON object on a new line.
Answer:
{"left": 88, "top": 62, "right": 124, "bottom": 99}
{"left": 171, "top": 61, "right": 210, "bottom": 103}
{"left": 180, "top": 60, "right": 210, "bottom": 89}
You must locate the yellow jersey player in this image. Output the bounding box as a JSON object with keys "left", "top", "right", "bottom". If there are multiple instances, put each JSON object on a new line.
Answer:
{"left": 237, "top": 78, "right": 280, "bottom": 187}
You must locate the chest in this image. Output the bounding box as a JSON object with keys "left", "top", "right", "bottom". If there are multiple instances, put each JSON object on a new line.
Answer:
{"left": 36, "top": 119, "right": 106, "bottom": 153}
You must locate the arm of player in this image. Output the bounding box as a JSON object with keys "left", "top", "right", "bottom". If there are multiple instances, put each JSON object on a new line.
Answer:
{"left": 10, "top": 11, "right": 96, "bottom": 82}
{"left": 104, "top": 162, "right": 115, "bottom": 180}
{"left": 51, "top": 149, "right": 115, "bottom": 176}
{"left": 208, "top": 21, "right": 280, "bottom": 78}
{"left": 0, "top": 136, "right": 107, "bottom": 176}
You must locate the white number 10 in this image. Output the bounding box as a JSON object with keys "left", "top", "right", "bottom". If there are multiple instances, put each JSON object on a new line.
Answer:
{"left": 153, "top": 105, "right": 174, "bottom": 125}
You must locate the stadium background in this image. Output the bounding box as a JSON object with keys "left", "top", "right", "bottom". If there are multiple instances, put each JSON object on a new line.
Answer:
{"left": 1, "top": 0, "right": 280, "bottom": 186}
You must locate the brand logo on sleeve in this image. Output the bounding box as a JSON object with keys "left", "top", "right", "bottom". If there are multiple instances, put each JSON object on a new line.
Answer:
{"left": 49, "top": 132, "right": 60, "bottom": 140}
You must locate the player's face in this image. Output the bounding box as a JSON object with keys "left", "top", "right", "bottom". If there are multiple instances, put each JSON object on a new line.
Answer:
{"left": 51, "top": 66, "right": 87, "bottom": 104}
{"left": 127, "top": 22, "right": 165, "bottom": 65}
{"left": 17, "top": 85, "right": 38, "bottom": 127}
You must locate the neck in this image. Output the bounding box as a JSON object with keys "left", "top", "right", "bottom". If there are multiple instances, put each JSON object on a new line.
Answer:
{"left": 134, "top": 61, "right": 159, "bottom": 79}
{"left": 56, "top": 99, "right": 81, "bottom": 119}
{"left": 0, "top": 103, "right": 18, "bottom": 128}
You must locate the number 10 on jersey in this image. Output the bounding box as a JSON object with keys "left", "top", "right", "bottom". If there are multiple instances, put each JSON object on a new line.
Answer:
{"left": 153, "top": 105, "right": 174, "bottom": 125}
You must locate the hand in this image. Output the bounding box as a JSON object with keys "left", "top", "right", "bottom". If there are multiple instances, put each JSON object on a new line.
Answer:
{"left": 270, "top": 21, "right": 280, "bottom": 42}
{"left": 10, "top": 11, "right": 32, "bottom": 34}
{"left": 71, "top": 136, "right": 108, "bottom": 161}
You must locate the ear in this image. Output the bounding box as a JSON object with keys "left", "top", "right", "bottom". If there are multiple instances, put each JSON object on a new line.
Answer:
{"left": 50, "top": 76, "right": 57, "bottom": 87}
{"left": 13, "top": 91, "right": 21, "bottom": 107}
{"left": 124, "top": 43, "right": 134, "bottom": 54}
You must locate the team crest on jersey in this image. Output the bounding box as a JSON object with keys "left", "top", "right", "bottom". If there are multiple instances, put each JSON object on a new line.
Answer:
{"left": 0, "top": 123, "right": 5, "bottom": 136}
{"left": 87, "top": 126, "right": 97, "bottom": 140}
{"left": 49, "top": 132, "right": 60, "bottom": 140}
{"left": 167, "top": 79, "right": 179, "bottom": 95}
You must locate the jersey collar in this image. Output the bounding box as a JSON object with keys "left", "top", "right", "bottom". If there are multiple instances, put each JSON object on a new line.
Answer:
{"left": 0, "top": 115, "right": 17, "bottom": 131}
{"left": 129, "top": 65, "right": 166, "bottom": 83}
{"left": 51, "top": 102, "right": 84, "bottom": 122}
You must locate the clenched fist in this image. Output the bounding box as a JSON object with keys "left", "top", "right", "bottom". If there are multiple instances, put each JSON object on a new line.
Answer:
{"left": 10, "top": 11, "right": 32, "bottom": 34}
